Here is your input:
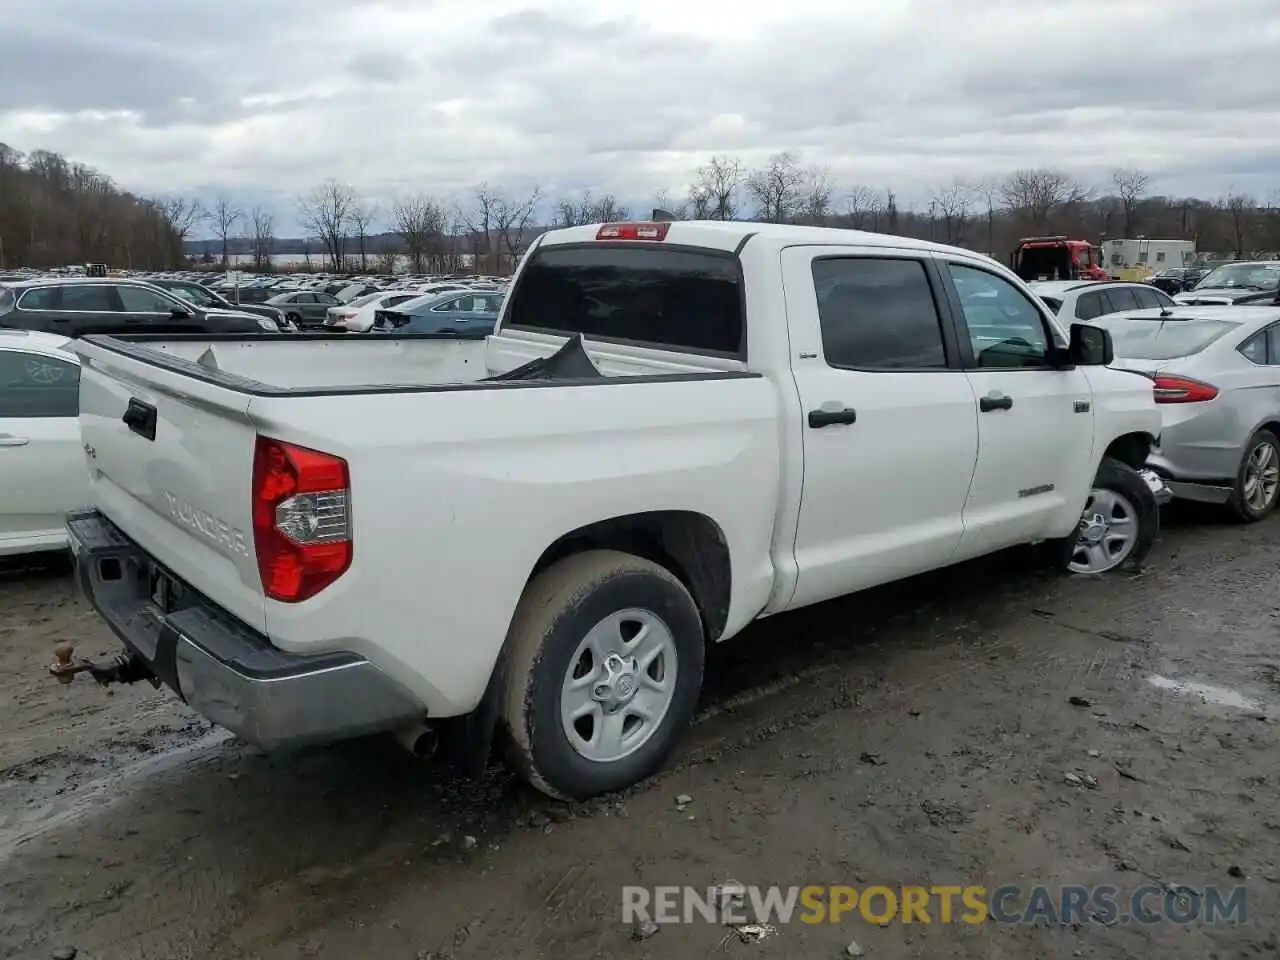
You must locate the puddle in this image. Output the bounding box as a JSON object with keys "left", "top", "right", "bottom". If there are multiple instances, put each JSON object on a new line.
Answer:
{"left": 1147, "top": 674, "right": 1261, "bottom": 711}
{"left": 0, "top": 729, "right": 232, "bottom": 864}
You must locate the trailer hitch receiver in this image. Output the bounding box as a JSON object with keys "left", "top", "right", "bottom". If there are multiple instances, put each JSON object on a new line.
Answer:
{"left": 49, "top": 642, "right": 158, "bottom": 687}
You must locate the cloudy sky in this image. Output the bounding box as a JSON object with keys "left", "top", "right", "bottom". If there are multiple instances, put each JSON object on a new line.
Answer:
{"left": 2, "top": 0, "right": 1278, "bottom": 237}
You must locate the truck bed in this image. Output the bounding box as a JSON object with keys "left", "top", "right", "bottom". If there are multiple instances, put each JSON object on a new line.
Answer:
{"left": 85, "top": 333, "right": 494, "bottom": 392}
{"left": 76, "top": 331, "right": 740, "bottom": 394}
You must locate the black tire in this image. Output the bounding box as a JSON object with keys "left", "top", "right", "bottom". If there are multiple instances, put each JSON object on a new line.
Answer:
{"left": 1039, "top": 457, "right": 1159, "bottom": 574}
{"left": 286, "top": 311, "right": 302, "bottom": 325}
{"left": 501, "top": 549, "right": 705, "bottom": 801}
{"left": 1226, "top": 429, "right": 1280, "bottom": 523}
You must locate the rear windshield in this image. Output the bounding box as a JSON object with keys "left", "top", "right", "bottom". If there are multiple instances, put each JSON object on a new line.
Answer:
{"left": 504, "top": 245, "right": 744, "bottom": 355}
{"left": 1091, "top": 317, "right": 1240, "bottom": 360}
{"left": 1038, "top": 296, "right": 1063, "bottom": 313}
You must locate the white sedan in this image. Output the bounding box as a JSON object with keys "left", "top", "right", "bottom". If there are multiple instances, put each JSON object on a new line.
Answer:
{"left": 0, "top": 330, "right": 88, "bottom": 556}
{"left": 1028, "top": 280, "right": 1176, "bottom": 321}
{"left": 325, "top": 285, "right": 471, "bottom": 332}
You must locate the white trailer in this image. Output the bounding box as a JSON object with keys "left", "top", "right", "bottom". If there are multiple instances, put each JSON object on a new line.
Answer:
{"left": 1100, "top": 239, "right": 1195, "bottom": 277}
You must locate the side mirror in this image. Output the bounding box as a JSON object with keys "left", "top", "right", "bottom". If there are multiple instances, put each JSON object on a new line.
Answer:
{"left": 170, "top": 305, "right": 192, "bottom": 319}
{"left": 1070, "top": 323, "right": 1113, "bottom": 366}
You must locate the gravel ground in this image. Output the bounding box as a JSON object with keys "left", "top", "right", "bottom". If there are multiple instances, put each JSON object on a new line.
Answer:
{"left": 1, "top": 506, "right": 1278, "bottom": 960}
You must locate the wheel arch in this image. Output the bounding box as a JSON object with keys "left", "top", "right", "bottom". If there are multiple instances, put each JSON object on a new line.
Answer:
{"left": 524, "top": 510, "right": 732, "bottom": 644}
{"left": 1102, "top": 431, "right": 1154, "bottom": 471}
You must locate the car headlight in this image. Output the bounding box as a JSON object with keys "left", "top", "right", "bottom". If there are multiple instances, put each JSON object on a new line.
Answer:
{"left": 257, "top": 317, "right": 279, "bottom": 332}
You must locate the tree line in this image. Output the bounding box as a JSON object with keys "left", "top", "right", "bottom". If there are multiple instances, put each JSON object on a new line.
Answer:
{"left": 0, "top": 143, "right": 198, "bottom": 270}
{"left": 3, "top": 142, "right": 1278, "bottom": 273}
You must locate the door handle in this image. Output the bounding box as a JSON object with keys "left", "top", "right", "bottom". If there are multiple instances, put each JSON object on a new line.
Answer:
{"left": 0, "top": 434, "right": 30, "bottom": 447}
{"left": 123, "top": 398, "right": 158, "bottom": 441}
{"left": 808, "top": 407, "right": 858, "bottom": 428}
{"left": 979, "top": 394, "right": 1013, "bottom": 412}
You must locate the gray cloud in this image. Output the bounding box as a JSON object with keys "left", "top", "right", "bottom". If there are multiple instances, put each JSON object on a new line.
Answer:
{"left": 0, "top": 0, "right": 1276, "bottom": 236}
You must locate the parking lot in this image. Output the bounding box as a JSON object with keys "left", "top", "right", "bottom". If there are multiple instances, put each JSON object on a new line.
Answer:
{"left": 1, "top": 505, "right": 1277, "bottom": 960}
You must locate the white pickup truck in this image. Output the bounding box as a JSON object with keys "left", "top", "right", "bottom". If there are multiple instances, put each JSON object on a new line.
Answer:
{"left": 62, "top": 221, "right": 1168, "bottom": 800}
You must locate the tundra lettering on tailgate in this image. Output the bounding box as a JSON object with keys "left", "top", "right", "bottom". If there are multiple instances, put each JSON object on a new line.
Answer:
{"left": 163, "top": 491, "right": 250, "bottom": 556}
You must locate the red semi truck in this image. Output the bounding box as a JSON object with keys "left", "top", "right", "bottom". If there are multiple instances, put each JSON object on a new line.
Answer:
{"left": 1010, "top": 237, "right": 1110, "bottom": 282}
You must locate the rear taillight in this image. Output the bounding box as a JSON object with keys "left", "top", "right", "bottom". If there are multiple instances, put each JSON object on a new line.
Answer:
{"left": 596, "top": 221, "right": 671, "bottom": 241}
{"left": 1152, "top": 375, "right": 1218, "bottom": 404}
{"left": 251, "top": 436, "right": 351, "bottom": 602}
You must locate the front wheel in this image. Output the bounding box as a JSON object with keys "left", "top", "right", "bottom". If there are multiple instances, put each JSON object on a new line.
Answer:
{"left": 1043, "top": 457, "right": 1159, "bottom": 574}
{"left": 501, "top": 550, "right": 705, "bottom": 800}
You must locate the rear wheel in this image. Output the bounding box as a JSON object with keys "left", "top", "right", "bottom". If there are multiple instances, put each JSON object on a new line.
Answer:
{"left": 502, "top": 550, "right": 705, "bottom": 800}
{"left": 1226, "top": 429, "right": 1280, "bottom": 523}
{"left": 1042, "top": 457, "right": 1159, "bottom": 574}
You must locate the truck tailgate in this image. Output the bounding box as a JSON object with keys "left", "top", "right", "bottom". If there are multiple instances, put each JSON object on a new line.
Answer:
{"left": 76, "top": 341, "right": 267, "bottom": 632}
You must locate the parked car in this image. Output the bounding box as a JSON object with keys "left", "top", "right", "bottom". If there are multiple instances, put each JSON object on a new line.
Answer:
{"left": 325, "top": 291, "right": 426, "bottom": 332}
{"left": 371, "top": 290, "right": 504, "bottom": 334}
{"left": 64, "top": 220, "right": 1165, "bottom": 801}
{"left": 1092, "top": 305, "right": 1280, "bottom": 521}
{"left": 146, "top": 278, "right": 296, "bottom": 331}
{"left": 266, "top": 290, "right": 342, "bottom": 329}
{"left": 1175, "top": 261, "right": 1280, "bottom": 305}
{"left": 1029, "top": 280, "right": 1175, "bottom": 321}
{"left": 0, "top": 278, "right": 280, "bottom": 337}
{"left": 0, "top": 329, "right": 88, "bottom": 556}
{"left": 1146, "top": 267, "right": 1205, "bottom": 295}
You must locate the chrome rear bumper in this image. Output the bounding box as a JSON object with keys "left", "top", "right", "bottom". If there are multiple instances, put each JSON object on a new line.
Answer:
{"left": 66, "top": 508, "right": 424, "bottom": 749}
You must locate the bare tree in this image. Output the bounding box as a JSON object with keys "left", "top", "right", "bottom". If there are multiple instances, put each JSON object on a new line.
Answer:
{"left": 1262, "top": 192, "right": 1280, "bottom": 252}
{"left": 1111, "top": 167, "right": 1152, "bottom": 239}
{"left": 884, "top": 189, "right": 899, "bottom": 233}
{"left": 797, "top": 165, "right": 834, "bottom": 226}
{"left": 492, "top": 187, "right": 542, "bottom": 273}
{"left": 972, "top": 178, "right": 1002, "bottom": 254}
{"left": 249, "top": 206, "right": 274, "bottom": 272}
{"left": 931, "top": 179, "right": 975, "bottom": 245}
{"left": 457, "top": 184, "right": 501, "bottom": 272}
{"left": 690, "top": 156, "right": 743, "bottom": 220}
{"left": 209, "top": 195, "right": 242, "bottom": 268}
{"left": 843, "top": 184, "right": 878, "bottom": 230}
{"left": 650, "top": 188, "right": 687, "bottom": 221}
{"left": 1001, "top": 169, "right": 1086, "bottom": 233}
{"left": 348, "top": 197, "right": 380, "bottom": 272}
{"left": 154, "top": 197, "right": 205, "bottom": 253}
{"left": 1224, "top": 193, "right": 1255, "bottom": 257}
{"left": 391, "top": 193, "right": 449, "bottom": 273}
{"left": 553, "top": 191, "right": 630, "bottom": 227}
{"left": 297, "top": 180, "right": 355, "bottom": 271}
{"left": 746, "top": 152, "right": 808, "bottom": 223}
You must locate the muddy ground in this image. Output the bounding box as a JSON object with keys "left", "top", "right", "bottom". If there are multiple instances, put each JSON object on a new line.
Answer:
{"left": 2, "top": 508, "right": 1278, "bottom": 960}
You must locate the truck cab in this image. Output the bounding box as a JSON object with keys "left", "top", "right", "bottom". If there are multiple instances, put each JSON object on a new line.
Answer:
{"left": 1011, "top": 237, "right": 1109, "bottom": 282}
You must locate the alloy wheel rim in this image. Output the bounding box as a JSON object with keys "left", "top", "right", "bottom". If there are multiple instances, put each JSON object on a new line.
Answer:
{"left": 1243, "top": 441, "right": 1280, "bottom": 514}
{"left": 559, "top": 609, "right": 678, "bottom": 763}
{"left": 1068, "top": 488, "right": 1140, "bottom": 574}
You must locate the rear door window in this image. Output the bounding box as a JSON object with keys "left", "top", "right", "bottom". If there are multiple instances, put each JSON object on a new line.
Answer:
{"left": 813, "top": 258, "right": 948, "bottom": 369}
{"left": 1075, "top": 291, "right": 1104, "bottom": 320}
{"left": 60, "top": 285, "right": 116, "bottom": 312}
{"left": 1132, "top": 287, "right": 1167, "bottom": 310}
{"left": 1101, "top": 288, "right": 1140, "bottom": 314}
{"left": 505, "top": 245, "right": 744, "bottom": 356}
{"left": 1240, "top": 333, "right": 1268, "bottom": 364}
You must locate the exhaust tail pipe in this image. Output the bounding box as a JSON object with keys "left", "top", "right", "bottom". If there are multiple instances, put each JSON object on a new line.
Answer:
{"left": 393, "top": 722, "right": 438, "bottom": 759}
